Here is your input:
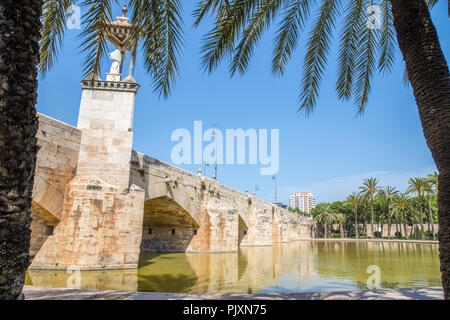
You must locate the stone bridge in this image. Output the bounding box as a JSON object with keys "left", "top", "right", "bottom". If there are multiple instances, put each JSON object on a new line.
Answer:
{"left": 29, "top": 75, "right": 313, "bottom": 270}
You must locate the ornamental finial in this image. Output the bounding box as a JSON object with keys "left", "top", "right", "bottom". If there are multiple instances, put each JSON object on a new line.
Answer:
{"left": 122, "top": 4, "right": 128, "bottom": 16}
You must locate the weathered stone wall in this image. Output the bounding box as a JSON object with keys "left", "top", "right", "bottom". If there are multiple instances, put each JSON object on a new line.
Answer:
{"left": 30, "top": 114, "right": 81, "bottom": 258}
{"left": 130, "top": 152, "right": 314, "bottom": 253}
{"left": 31, "top": 177, "right": 145, "bottom": 270}
{"left": 76, "top": 83, "right": 138, "bottom": 189}
{"left": 30, "top": 112, "right": 314, "bottom": 269}
{"left": 32, "top": 113, "right": 81, "bottom": 220}
{"left": 31, "top": 82, "right": 146, "bottom": 270}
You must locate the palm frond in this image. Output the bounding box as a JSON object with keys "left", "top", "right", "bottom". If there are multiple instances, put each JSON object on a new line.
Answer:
{"left": 378, "top": 0, "right": 396, "bottom": 74}
{"left": 79, "top": 0, "right": 113, "bottom": 80}
{"left": 40, "top": 0, "right": 76, "bottom": 74}
{"left": 425, "top": 0, "right": 439, "bottom": 9}
{"left": 230, "top": 0, "right": 285, "bottom": 76}
{"left": 200, "top": 0, "right": 260, "bottom": 73}
{"left": 272, "top": 0, "right": 312, "bottom": 76}
{"left": 353, "top": 1, "right": 380, "bottom": 115}
{"left": 193, "top": 0, "right": 226, "bottom": 27}
{"left": 133, "top": 0, "right": 184, "bottom": 98}
{"left": 299, "top": 0, "right": 343, "bottom": 115}
{"left": 336, "top": 0, "right": 364, "bottom": 100}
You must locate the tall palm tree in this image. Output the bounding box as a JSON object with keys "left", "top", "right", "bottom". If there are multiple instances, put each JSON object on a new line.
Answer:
{"left": 424, "top": 179, "right": 436, "bottom": 239}
{"left": 407, "top": 177, "right": 426, "bottom": 240}
{"left": 359, "top": 178, "right": 379, "bottom": 238}
{"left": 193, "top": 0, "right": 450, "bottom": 298}
{"left": 395, "top": 193, "right": 409, "bottom": 239}
{"left": 334, "top": 212, "right": 347, "bottom": 238}
{"left": 427, "top": 171, "right": 439, "bottom": 239}
{"left": 0, "top": 0, "right": 184, "bottom": 300}
{"left": 0, "top": 0, "right": 43, "bottom": 301}
{"left": 346, "top": 192, "right": 361, "bottom": 238}
{"left": 427, "top": 171, "right": 439, "bottom": 197}
{"left": 378, "top": 185, "right": 399, "bottom": 239}
{"left": 313, "top": 203, "right": 336, "bottom": 239}
{"left": 391, "top": 204, "right": 400, "bottom": 236}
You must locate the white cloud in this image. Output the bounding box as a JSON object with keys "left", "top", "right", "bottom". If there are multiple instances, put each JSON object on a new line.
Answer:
{"left": 278, "top": 166, "right": 437, "bottom": 203}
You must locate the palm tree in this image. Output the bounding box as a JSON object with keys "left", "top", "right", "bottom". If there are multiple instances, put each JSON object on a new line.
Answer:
{"left": 424, "top": 179, "right": 436, "bottom": 239}
{"left": 427, "top": 171, "right": 438, "bottom": 239}
{"left": 395, "top": 193, "right": 409, "bottom": 239}
{"left": 427, "top": 172, "right": 439, "bottom": 197}
{"left": 407, "top": 177, "right": 426, "bottom": 240}
{"left": 374, "top": 194, "right": 385, "bottom": 237}
{"left": 0, "top": 0, "right": 184, "bottom": 300}
{"left": 359, "top": 178, "right": 379, "bottom": 238}
{"left": 346, "top": 192, "right": 361, "bottom": 238}
{"left": 334, "top": 213, "right": 347, "bottom": 238}
{"left": 378, "top": 185, "right": 399, "bottom": 239}
{"left": 391, "top": 204, "right": 400, "bottom": 237}
{"left": 360, "top": 194, "right": 369, "bottom": 237}
{"left": 313, "top": 203, "right": 336, "bottom": 239}
{"left": 0, "top": 0, "right": 43, "bottom": 301}
{"left": 193, "top": 0, "right": 450, "bottom": 298}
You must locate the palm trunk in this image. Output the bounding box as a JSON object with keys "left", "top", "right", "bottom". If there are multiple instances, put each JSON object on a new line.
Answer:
{"left": 323, "top": 224, "right": 327, "bottom": 239}
{"left": 428, "top": 194, "right": 434, "bottom": 239}
{"left": 354, "top": 205, "right": 359, "bottom": 239}
{"left": 370, "top": 197, "right": 374, "bottom": 238}
{"left": 387, "top": 200, "right": 392, "bottom": 240}
{"left": 363, "top": 212, "right": 367, "bottom": 237}
{"left": 390, "top": 0, "right": 450, "bottom": 298}
{"left": 0, "top": 0, "right": 43, "bottom": 300}
{"left": 340, "top": 224, "right": 344, "bottom": 238}
{"left": 402, "top": 210, "right": 408, "bottom": 240}
{"left": 419, "top": 195, "right": 425, "bottom": 239}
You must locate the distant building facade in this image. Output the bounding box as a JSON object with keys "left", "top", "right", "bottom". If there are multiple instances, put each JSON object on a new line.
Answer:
{"left": 289, "top": 192, "right": 316, "bottom": 213}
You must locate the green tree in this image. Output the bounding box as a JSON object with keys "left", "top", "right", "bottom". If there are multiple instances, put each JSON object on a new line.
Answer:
{"left": 346, "top": 192, "right": 361, "bottom": 238}
{"left": 378, "top": 185, "right": 399, "bottom": 239}
{"left": 424, "top": 179, "right": 436, "bottom": 239}
{"left": 359, "top": 178, "right": 379, "bottom": 238}
{"left": 427, "top": 171, "right": 439, "bottom": 239}
{"left": 193, "top": 0, "right": 450, "bottom": 298}
{"left": 394, "top": 193, "right": 410, "bottom": 239}
{"left": 407, "top": 177, "right": 426, "bottom": 240}
{"left": 334, "top": 212, "right": 347, "bottom": 238}
{"left": 312, "top": 203, "right": 336, "bottom": 238}
{"left": 0, "top": 0, "right": 184, "bottom": 300}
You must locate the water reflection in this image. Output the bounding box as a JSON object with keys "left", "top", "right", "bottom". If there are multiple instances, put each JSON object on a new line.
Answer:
{"left": 26, "top": 241, "right": 441, "bottom": 294}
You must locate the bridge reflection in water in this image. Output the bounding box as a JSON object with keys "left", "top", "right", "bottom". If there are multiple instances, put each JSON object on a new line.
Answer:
{"left": 25, "top": 241, "right": 441, "bottom": 294}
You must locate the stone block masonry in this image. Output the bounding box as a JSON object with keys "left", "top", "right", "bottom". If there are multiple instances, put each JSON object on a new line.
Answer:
{"left": 29, "top": 77, "right": 314, "bottom": 270}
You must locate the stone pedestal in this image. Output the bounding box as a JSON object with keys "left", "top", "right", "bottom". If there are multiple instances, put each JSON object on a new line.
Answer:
{"left": 31, "top": 79, "right": 145, "bottom": 270}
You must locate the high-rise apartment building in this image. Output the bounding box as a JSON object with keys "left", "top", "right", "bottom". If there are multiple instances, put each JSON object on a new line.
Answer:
{"left": 289, "top": 192, "right": 316, "bottom": 213}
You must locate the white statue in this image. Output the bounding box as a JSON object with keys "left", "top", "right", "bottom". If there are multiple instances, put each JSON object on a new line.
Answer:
{"left": 109, "top": 49, "right": 122, "bottom": 74}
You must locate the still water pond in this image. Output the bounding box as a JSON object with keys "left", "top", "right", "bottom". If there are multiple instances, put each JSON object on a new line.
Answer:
{"left": 26, "top": 241, "right": 441, "bottom": 294}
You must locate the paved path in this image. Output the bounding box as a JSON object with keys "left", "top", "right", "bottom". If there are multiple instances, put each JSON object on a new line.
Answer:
{"left": 23, "top": 286, "right": 443, "bottom": 300}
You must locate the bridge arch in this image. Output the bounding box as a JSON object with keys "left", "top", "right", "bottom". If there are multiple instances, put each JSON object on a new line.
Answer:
{"left": 140, "top": 196, "right": 199, "bottom": 253}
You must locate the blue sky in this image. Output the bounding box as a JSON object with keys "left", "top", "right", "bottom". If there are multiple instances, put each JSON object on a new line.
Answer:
{"left": 36, "top": 1, "right": 448, "bottom": 204}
